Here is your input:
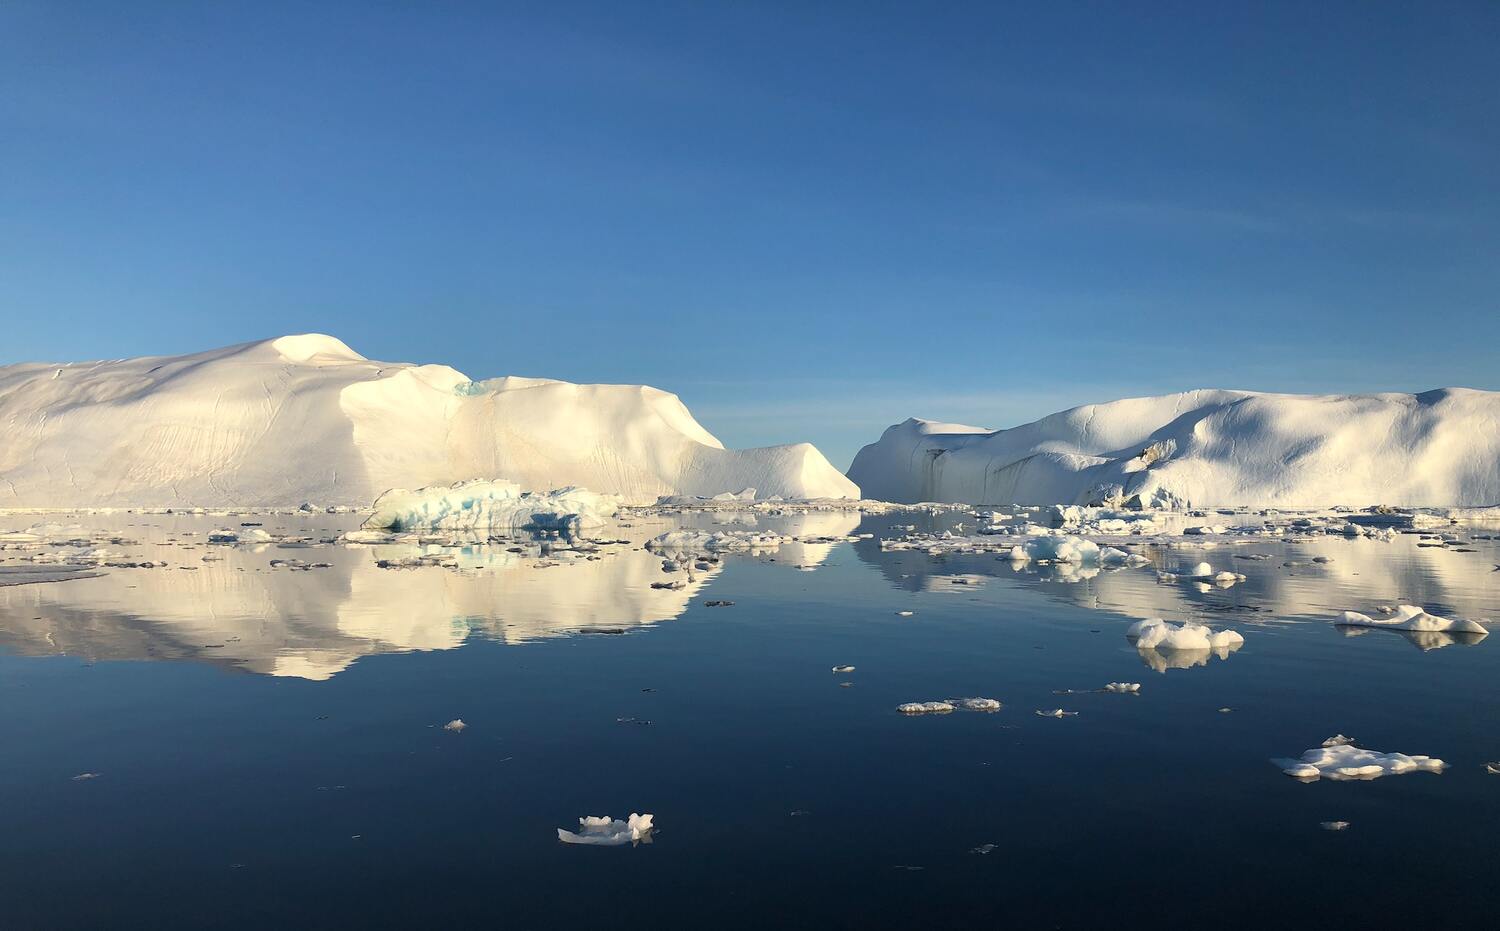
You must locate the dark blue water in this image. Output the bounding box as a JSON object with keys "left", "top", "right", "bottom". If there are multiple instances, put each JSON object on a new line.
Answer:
{"left": 2, "top": 511, "right": 1498, "bottom": 928}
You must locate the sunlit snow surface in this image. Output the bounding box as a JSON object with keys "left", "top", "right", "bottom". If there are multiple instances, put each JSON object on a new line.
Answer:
{"left": 1, "top": 502, "right": 1497, "bottom": 927}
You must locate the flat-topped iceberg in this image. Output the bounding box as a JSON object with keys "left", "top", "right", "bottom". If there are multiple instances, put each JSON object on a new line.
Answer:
{"left": 362, "top": 480, "right": 620, "bottom": 534}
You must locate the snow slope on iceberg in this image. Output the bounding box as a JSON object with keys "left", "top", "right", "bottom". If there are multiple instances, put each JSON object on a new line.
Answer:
{"left": 0, "top": 335, "right": 858, "bottom": 507}
{"left": 847, "top": 388, "right": 1500, "bottom": 507}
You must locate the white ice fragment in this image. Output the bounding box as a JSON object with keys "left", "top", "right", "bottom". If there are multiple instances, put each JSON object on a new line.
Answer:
{"left": 895, "top": 610, "right": 914, "bottom": 617}
{"left": 1273, "top": 740, "right": 1446, "bottom": 781}
{"left": 831, "top": 665, "right": 856, "bottom": 673}
{"left": 897, "top": 701, "right": 955, "bottom": 714}
{"left": 1034, "top": 709, "right": 1078, "bottom": 718}
{"left": 365, "top": 479, "right": 620, "bottom": 534}
{"left": 1104, "top": 682, "right": 1141, "bottom": 693}
{"left": 1126, "top": 618, "right": 1245, "bottom": 651}
{"left": 952, "top": 697, "right": 1002, "bottom": 711}
{"left": 443, "top": 719, "right": 467, "bottom": 732}
{"left": 1335, "top": 604, "right": 1487, "bottom": 637}
{"left": 1321, "top": 821, "right": 1351, "bottom": 831}
{"left": 557, "top": 813, "right": 654, "bottom": 846}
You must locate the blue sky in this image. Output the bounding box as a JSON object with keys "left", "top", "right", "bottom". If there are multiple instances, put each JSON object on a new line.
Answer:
{"left": 4, "top": 1, "right": 1497, "bottom": 468}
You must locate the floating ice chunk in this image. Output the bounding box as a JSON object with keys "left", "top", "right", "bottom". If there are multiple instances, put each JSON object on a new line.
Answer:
{"left": 1273, "top": 740, "right": 1446, "bottom": 781}
{"left": 1034, "top": 709, "right": 1078, "bottom": 718}
{"left": 557, "top": 813, "right": 654, "bottom": 846}
{"left": 1321, "top": 821, "right": 1351, "bottom": 831}
{"left": 647, "top": 529, "right": 792, "bottom": 553}
{"left": 1104, "top": 682, "right": 1141, "bottom": 693}
{"left": 897, "top": 701, "right": 955, "bottom": 714}
{"left": 443, "top": 719, "right": 467, "bottom": 732}
{"left": 71, "top": 772, "right": 101, "bottom": 781}
{"left": 1126, "top": 618, "right": 1244, "bottom": 651}
{"left": 1099, "top": 547, "right": 1149, "bottom": 567}
{"left": 365, "top": 479, "right": 620, "bottom": 534}
{"left": 953, "top": 697, "right": 1002, "bottom": 711}
{"left": 1335, "top": 604, "right": 1487, "bottom": 638}
{"left": 895, "top": 610, "right": 914, "bottom": 617}
{"left": 1182, "top": 562, "right": 1215, "bottom": 579}
{"left": 1008, "top": 535, "right": 1101, "bottom": 565}
{"left": 831, "top": 665, "right": 856, "bottom": 673}
{"left": 1184, "top": 525, "right": 1228, "bottom": 535}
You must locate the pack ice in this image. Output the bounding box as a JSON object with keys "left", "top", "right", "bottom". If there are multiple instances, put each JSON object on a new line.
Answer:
{"left": 0, "top": 334, "right": 858, "bottom": 507}
{"left": 847, "top": 388, "right": 1500, "bottom": 507}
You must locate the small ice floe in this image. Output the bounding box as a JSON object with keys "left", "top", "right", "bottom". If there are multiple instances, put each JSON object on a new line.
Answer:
{"left": 1218, "top": 707, "right": 1233, "bottom": 713}
{"left": 953, "top": 697, "right": 1002, "bottom": 712}
{"left": 557, "top": 813, "right": 654, "bottom": 847}
{"left": 897, "top": 701, "right": 955, "bottom": 714}
{"left": 1335, "top": 605, "right": 1487, "bottom": 640}
{"left": 1482, "top": 762, "right": 1500, "bottom": 774}
{"left": 1007, "top": 535, "right": 1100, "bottom": 565}
{"left": 831, "top": 665, "right": 856, "bottom": 673}
{"left": 1321, "top": 821, "right": 1351, "bottom": 832}
{"left": 1274, "top": 739, "right": 1446, "bottom": 781}
{"left": 1104, "top": 682, "right": 1141, "bottom": 694}
{"left": 651, "top": 580, "right": 688, "bottom": 591}
{"left": 970, "top": 843, "right": 998, "bottom": 855}
{"left": 895, "top": 610, "right": 914, "bottom": 617}
{"left": 1127, "top": 618, "right": 1244, "bottom": 652}
{"left": 1034, "top": 709, "right": 1078, "bottom": 718}
{"left": 442, "top": 719, "right": 467, "bottom": 732}
{"left": 71, "top": 772, "right": 101, "bottom": 781}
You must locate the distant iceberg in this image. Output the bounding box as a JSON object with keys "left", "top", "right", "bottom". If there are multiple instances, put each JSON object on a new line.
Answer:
{"left": 848, "top": 388, "right": 1500, "bottom": 507}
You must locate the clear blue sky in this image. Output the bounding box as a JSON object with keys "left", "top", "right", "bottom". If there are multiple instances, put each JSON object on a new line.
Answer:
{"left": 4, "top": 1, "right": 1497, "bottom": 468}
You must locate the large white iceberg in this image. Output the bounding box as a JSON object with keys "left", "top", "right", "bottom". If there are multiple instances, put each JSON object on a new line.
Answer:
{"left": 847, "top": 388, "right": 1500, "bottom": 507}
{"left": 0, "top": 334, "right": 859, "bottom": 507}
{"left": 363, "top": 480, "right": 620, "bottom": 534}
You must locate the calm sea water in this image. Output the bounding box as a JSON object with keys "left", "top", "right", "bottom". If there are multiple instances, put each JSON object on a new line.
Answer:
{"left": 2, "top": 509, "right": 1498, "bottom": 928}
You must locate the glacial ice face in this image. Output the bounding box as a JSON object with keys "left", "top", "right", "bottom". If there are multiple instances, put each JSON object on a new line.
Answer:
{"left": 848, "top": 388, "right": 1500, "bottom": 507}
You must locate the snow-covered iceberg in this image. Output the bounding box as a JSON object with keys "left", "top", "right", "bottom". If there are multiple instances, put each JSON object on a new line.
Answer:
{"left": 847, "top": 388, "right": 1500, "bottom": 507}
{"left": 0, "top": 334, "right": 858, "bottom": 507}
{"left": 363, "top": 480, "right": 620, "bottom": 534}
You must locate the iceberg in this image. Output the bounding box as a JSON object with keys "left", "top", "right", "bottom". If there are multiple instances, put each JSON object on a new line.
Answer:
{"left": 1274, "top": 741, "right": 1446, "bottom": 781}
{"left": 848, "top": 388, "right": 1500, "bottom": 507}
{"left": 1126, "top": 618, "right": 1245, "bottom": 651}
{"left": 1335, "top": 604, "right": 1487, "bottom": 638}
{"left": 0, "top": 334, "right": 858, "bottom": 507}
{"left": 557, "top": 813, "right": 654, "bottom": 846}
